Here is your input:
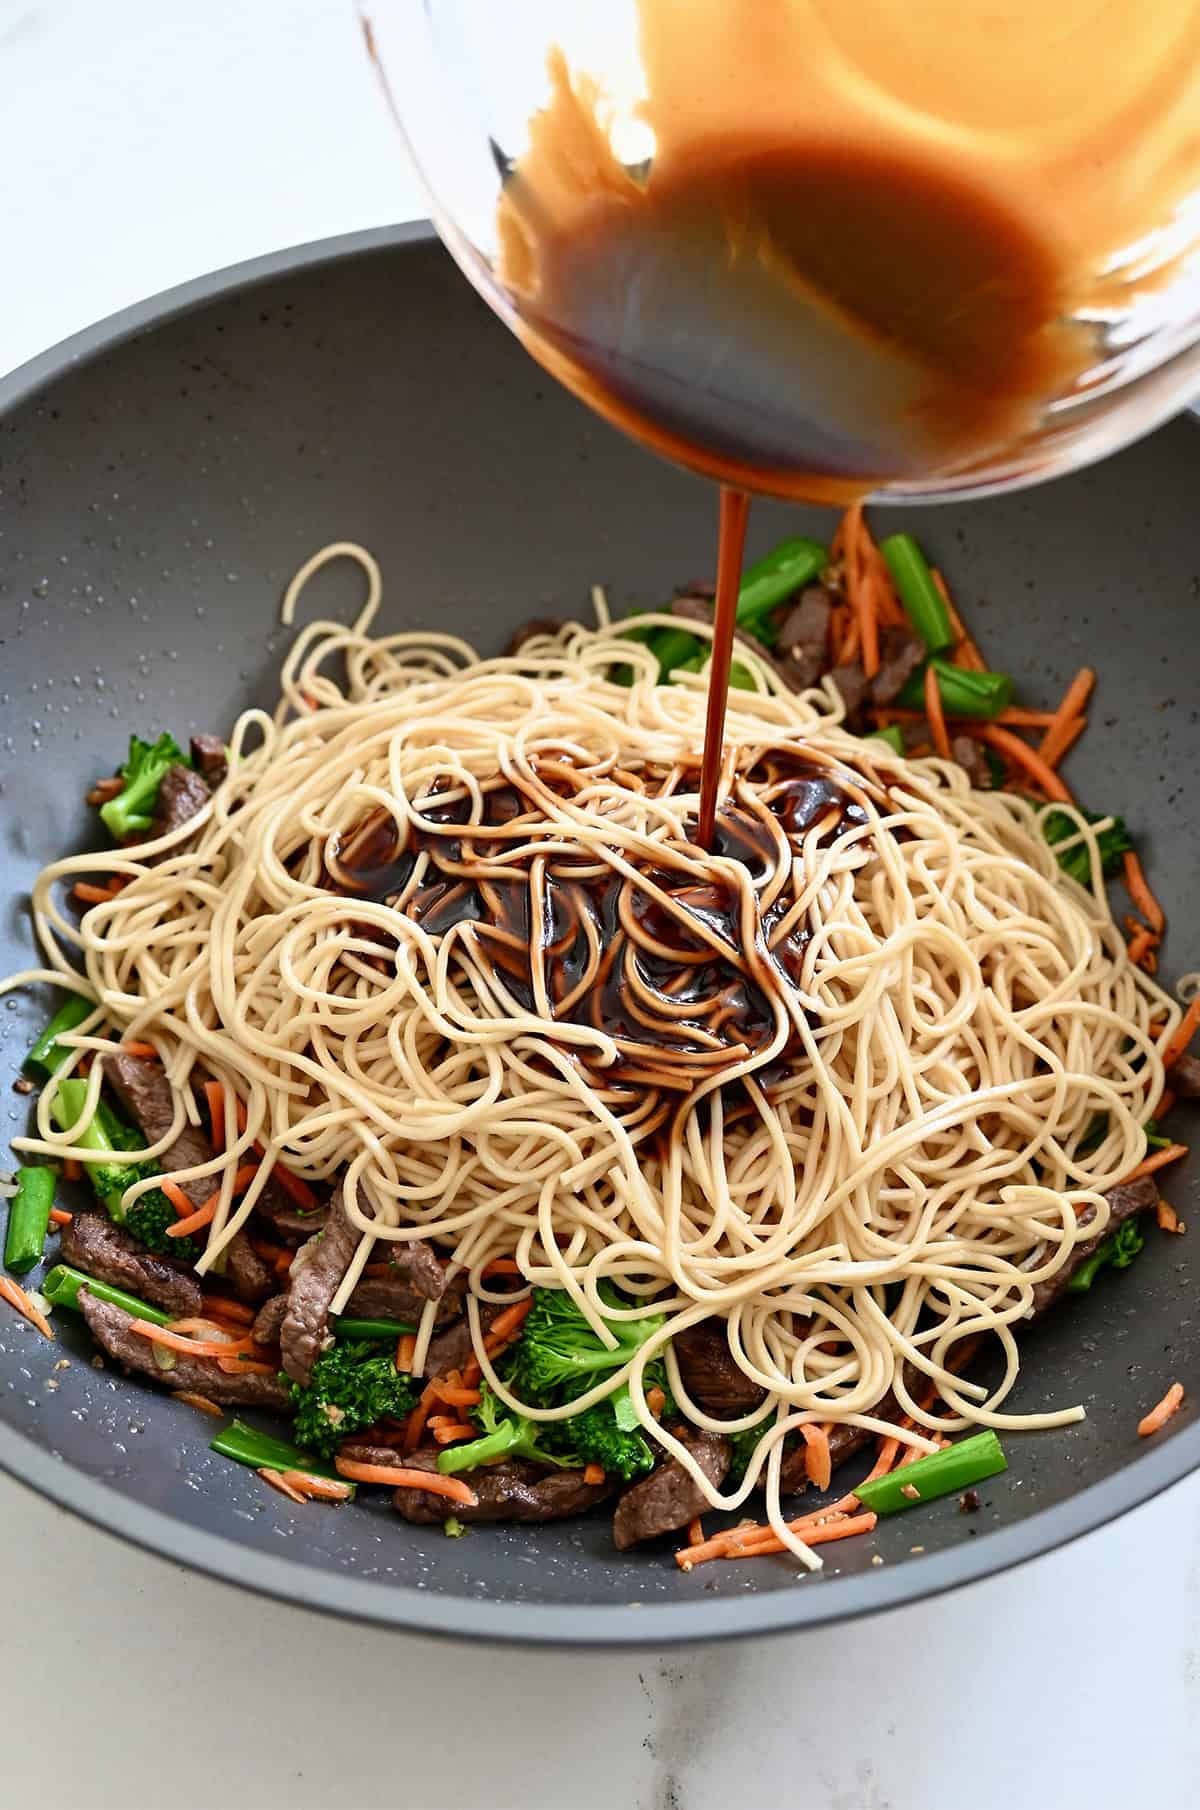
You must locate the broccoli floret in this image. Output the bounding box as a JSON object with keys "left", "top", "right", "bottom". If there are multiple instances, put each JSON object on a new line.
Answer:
{"left": 1068, "top": 1216, "right": 1146, "bottom": 1294}
{"left": 1043, "top": 808, "right": 1134, "bottom": 887}
{"left": 123, "top": 1186, "right": 200, "bottom": 1261}
{"left": 436, "top": 1380, "right": 572, "bottom": 1476}
{"left": 287, "top": 1339, "right": 421, "bottom": 1460}
{"left": 538, "top": 1382, "right": 661, "bottom": 1482}
{"left": 505, "top": 1281, "right": 666, "bottom": 1402}
{"left": 51, "top": 1082, "right": 199, "bottom": 1258}
{"left": 726, "top": 1423, "right": 770, "bottom": 1484}
{"left": 98, "top": 733, "right": 190, "bottom": 840}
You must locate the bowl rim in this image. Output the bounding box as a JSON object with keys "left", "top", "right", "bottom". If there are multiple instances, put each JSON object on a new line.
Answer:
{"left": 1, "top": 223, "right": 1196, "bottom": 1646}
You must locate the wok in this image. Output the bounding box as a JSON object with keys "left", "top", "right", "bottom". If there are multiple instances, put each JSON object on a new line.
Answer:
{"left": 0, "top": 225, "right": 1196, "bottom": 1643}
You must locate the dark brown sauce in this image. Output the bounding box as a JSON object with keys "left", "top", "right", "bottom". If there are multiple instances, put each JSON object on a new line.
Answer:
{"left": 329, "top": 751, "right": 880, "bottom": 1091}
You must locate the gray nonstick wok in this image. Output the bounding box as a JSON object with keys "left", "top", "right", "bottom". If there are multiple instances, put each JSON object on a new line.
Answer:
{"left": 0, "top": 224, "right": 1196, "bottom": 1644}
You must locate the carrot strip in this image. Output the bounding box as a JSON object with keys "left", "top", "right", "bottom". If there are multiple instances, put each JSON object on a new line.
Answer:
{"left": 974, "top": 725, "right": 1073, "bottom": 803}
{"left": 859, "top": 1435, "right": 901, "bottom": 1488}
{"left": 687, "top": 1517, "right": 706, "bottom": 1547}
{"left": 200, "top": 1295, "right": 255, "bottom": 1326}
{"left": 171, "top": 1390, "right": 223, "bottom": 1418}
{"left": 268, "top": 1161, "right": 321, "bottom": 1212}
{"left": 87, "top": 776, "right": 125, "bottom": 804}
{"left": 129, "top": 1320, "right": 251, "bottom": 1359}
{"left": 1157, "top": 1200, "right": 1182, "bottom": 1234}
{"left": 923, "top": 662, "right": 953, "bottom": 761}
{"left": 800, "top": 1423, "right": 833, "bottom": 1492}
{"left": 1037, "top": 667, "right": 1096, "bottom": 767}
{"left": 430, "top": 1382, "right": 482, "bottom": 1408}
{"left": 204, "top": 1082, "right": 225, "bottom": 1151}
{"left": 334, "top": 1457, "right": 479, "bottom": 1505}
{"left": 1138, "top": 1381, "right": 1184, "bottom": 1437}
{"left": 73, "top": 881, "right": 121, "bottom": 905}
{"left": 166, "top": 1199, "right": 217, "bottom": 1238}
{"left": 1124, "top": 851, "right": 1165, "bottom": 935}
{"left": 119, "top": 1041, "right": 159, "bottom": 1059}
{"left": 481, "top": 1257, "right": 522, "bottom": 1278}
{"left": 932, "top": 570, "right": 986, "bottom": 671}
{"left": 259, "top": 1467, "right": 307, "bottom": 1505}
{"left": 279, "top": 1471, "right": 354, "bottom": 1502}
{"left": 430, "top": 1421, "right": 474, "bottom": 1445}
{"left": 160, "top": 1178, "right": 195, "bottom": 1219}
{"left": 844, "top": 507, "right": 880, "bottom": 679}
{"left": 840, "top": 612, "right": 862, "bottom": 665}
{"left": 49, "top": 1207, "right": 73, "bottom": 1227}
{"left": 1124, "top": 1144, "right": 1188, "bottom": 1183}
{"left": 396, "top": 1334, "right": 417, "bottom": 1372}
{"left": 646, "top": 1386, "right": 667, "bottom": 1419}
{"left": 63, "top": 1159, "right": 82, "bottom": 1183}
{"left": 582, "top": 1463, "right": 606, "bottom": 1486}
{"left": 678, "top": 1511, "right": 877, "bottom": 1570}
{"left": 1162, "top": 997, "right": 1200, "bottom": 1072}
{"left": 0, "top": 1275, "right": 54, "bottom": 1340}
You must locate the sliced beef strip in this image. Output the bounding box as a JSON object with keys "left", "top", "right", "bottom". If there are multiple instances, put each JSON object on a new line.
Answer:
{"left": 670, "top": 595, "right": 714, "bottom": 626}
{"left": 60, "top": 1211, "right": 201, "bottom": 1317}
{"left": 420, "top": 1302, "right": 499, "bottom": 1379}
{"left": 150, "top": 764, "right": 211, "bottom": 840}
{"left": 952, "top": 734, "right": 992, "bottom": 789}
{"left": 189, "top": 734, "right": 228, "bottom": 786}
{"left": 252, "top": 1293, "right": 289, "bottom": 1348}
{"left": 1169, "top": 1053, "right": 1200, "bottom": 1099}
{"left": 106, "top": 1051, "right": 320, "bottom": 1235}
{"left": 774, "top": 586, "right": 832, "bottom": 690}
{"left": 221, "top": 1230, "right": 276, "bottom": 1305}
{"left": 830, "top": 661, "right": 869, "bottom": 723}
{"left": 505, "top": 618, "right": 566, "bottom": 655}
{"left": 280, "top": 1186, "right": 361, "bottom": 1386}
{"left": 1027, "top": 1176, "right": 1158, "bottom": 1318}
{"left": 612, "top": 1428, "right": 730, "bottom": 1550}
{"left": 387, "top": 1448, "right": 616, "bottom": 1525}
{"left": 869, "top": 626, "right": 926, "bottom": 706}
{"left": 345, "top": 1242, "right": 461, "bottom": 1327}
{"left": 674, "top": 1320, "right": 765, "bottom": 1416}
{"left": 80, "top": 1290, "right": 289, "bottom": 1408}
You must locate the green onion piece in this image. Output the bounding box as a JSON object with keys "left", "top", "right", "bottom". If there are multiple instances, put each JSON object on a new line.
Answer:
{"left": 443, "top": 1515, "right": 467, "bottom": 1537}
{"left": 897, "top": 660, "right": 1014, "bottom": 720}
{"left": 649, "top": 627, "right": 702, "bottom": 679}
{"left": 330, "top": 1315, "right": 417, "bottom": 1341}
{"left": 854, "top": 1430, "right": 1007, "bottom": 1515}
{"left": 4, "top": 1166, "right": 57, "bottom": 1275}
{"left": 736, "top": 537, "right": 828, "bottom": 632}
{"left": 24, "top": 995, "right": 95, "bottom": 1078}
{"left": 867, "top": 726, "right": 906, "bottom": 756}
{"left": 879, "top": 533, "right": 954, "bottom": 653}
{"left": 41, "top": 1262, "right": 171, "bottom": 1326}
{"left": 1144, "top": 1117, "right": 1171, "bottom": 1152}
{"left": 210, "top": 1418, "right": 350, "bottom": 1489}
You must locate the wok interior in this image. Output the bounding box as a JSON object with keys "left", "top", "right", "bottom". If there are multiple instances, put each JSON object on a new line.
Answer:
{"left": 0, "top": 234, "right": 1195, "bottom": 1630}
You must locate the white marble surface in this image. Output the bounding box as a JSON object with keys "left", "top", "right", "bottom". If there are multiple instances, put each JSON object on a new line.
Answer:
{"left": 1, "top": 4, "right": 1198, "bottom": 1805}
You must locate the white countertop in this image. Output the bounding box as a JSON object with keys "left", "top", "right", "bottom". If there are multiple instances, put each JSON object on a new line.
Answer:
{"left": 2, "top": 5, "right": 1198, "bottom": 1806}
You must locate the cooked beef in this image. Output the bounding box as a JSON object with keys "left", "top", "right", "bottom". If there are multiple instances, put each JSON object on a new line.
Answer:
{"left": 420, "top": 1303, "right": 499, "bottom": 1379}
{"left": 106, "top": 1051, "right": 317, "bottom": 1235}
{"left": 189, "top": 734, "right": 228, "bottom": 785}
{"left": 953, "top": 735, "right": 992, "bottom": 788}
{"left": 774, "top": 587, "right": 832, "bottom": 690}
{"left": 612, "top": 1429, "right": 730, "bottom": 1549}
{"left": 80, "top": 1290, "right": 289, "bottom": 1407}
{"left": 670, "top": 594, "right": 714, "bottom": 625}
{"left": 345, "top": 1241, "right": 459, "bottom": 1326}
{"left": 674, "top": 1320, "right": 765, "bottom": 1416}
{"left": 1169, "top": 1053, "right": 1200, "bottom": 1099}
{"left": 252, "top": 1293, "right": 289, "bottom": 1347}
{"left": 675, "top": 578, "right": 716, "bottom": 601}
{"left": 60, "top": 1211, "right": 201, "bottom": 1317}
{"left": 151, "top": 764, "right": 211, "bottom": 840}
{"left": 106, "top": 1052, "right": 216, "bottom": 1213}
{"left": 830, "top": 661, "right": 869, "bottom": 722}
{"left": 1028, "top": 1176, "right": 1158, "bottom": 1318}
{"left": 388, "top": 1448, "right": 615, "bottom": 1525}
{"left": 222, "top": 1231, "right": 275, "bottom": 1305}
{"left": 279, "top": 1186, "right": 361, "bottom": 1385}
{"left": 506, "top": 618, "right": 565, "bottom": 655}
{"left": 869, "top": 626, "right": 926, "bottom": 706}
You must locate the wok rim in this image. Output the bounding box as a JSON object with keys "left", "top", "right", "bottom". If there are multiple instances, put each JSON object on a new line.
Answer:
{"left": 0, "top": 223, "right": 1196, "bottom": 1645}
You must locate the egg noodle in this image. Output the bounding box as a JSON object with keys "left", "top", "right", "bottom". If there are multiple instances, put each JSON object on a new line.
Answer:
{"left": 4, "top": 545, "right": 1176, "bottom": 1568}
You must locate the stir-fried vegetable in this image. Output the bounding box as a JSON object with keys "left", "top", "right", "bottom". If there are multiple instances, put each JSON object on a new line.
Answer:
{"left": 1068, "top": 1217, "right": 1145, "bottom": 1294}
{"left": 41, "top": 1261, "right": 171, "bottom": 1326}
{"left": 51, "top": 1080, "right": 201, "bottom": 1259}
{"left": 23, "top": 995, "right": 94, "bottom": 1079}
{"left": 3, "top": 1166, "right": 56, "bottom": 1274}
{"left": 1042, "top": 807, "right": 1134, "bottom": 886}
{"left": 210, "top": 1418, "right": 350, "bottom": 1489}
{"left": 98, "top": 732, "right": 189, "bottom": 840}
{"left": 286, "top": 1338, "right": 421, "bottom": 1460}
{"left": 879, "top": 533, "right": 954, "bottom": 653}
{"left": 897, "top": 660, "right": 1014, "bottom": 719}
{"left": 853, "top": 1430, "right": 1008, "bottom": 1514}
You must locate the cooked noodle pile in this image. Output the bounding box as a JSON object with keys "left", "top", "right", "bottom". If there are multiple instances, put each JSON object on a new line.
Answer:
{"left": 10, "top": 546, "right": 1176, "bottom": 1566}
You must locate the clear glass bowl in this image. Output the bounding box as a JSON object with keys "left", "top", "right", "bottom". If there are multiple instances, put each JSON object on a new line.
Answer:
{"left": 361, "top": 0, "right": 1200, "bottom": 502}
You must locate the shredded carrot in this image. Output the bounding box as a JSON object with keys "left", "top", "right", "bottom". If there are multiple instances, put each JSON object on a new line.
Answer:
{"left": 840, "top": 611, "right": 862, "bottom": 665}
{"left": 687, "top": 1517, "right": 706, "bottom": 1547}
{"left": 118, "top": 1041, "right": 159, "bottom": 1059}
{"left": 334, "top": 1456, "right": 479, "bottom": 1505}
{"left": 430, "top": 1382, "right": 482, "bottom": 1408}
{"left": 171, "top": 1390, "right": 223, "bottom": 1418}
{"left": 843, "top": 506, "right": 880, "bottom": 679}
{"left": 160, "top": 1178, "right": 195, "bottom": 1219}
{"left": 403, "top": 1383, "right": 441, "bottom": 1452}
{"left": 1126, "top": 926, "right": 1158, "bottom": 973}
{"left": 923, "top": 662, "right": 953, "bottom": 761}
{"left": 646, "top": 1385, "right": 667, "bottom": 1419}
{"left": 1162, "top": 997, "right": 1200, "bottom": 1072}
{"left": 204, "top": 1081, "right": 225, "bottom": 1150}
{"left": 678, "top": 1510, "right": 877, "bottom": 1570}
{"left": 87, "top": 776, "right": 126, "bottom": 804}
{"left": 485, "top": 1298, "right": 533, "bottom": 1348}
{"left": 0, "top": 1275, "right": 54, "bottom": 1340}
{"left": 48, "top": 1207, "right": 73, "bottom": 1227}
{"left": 164, "top": 1162, "right": 259, "bottom": 1236}
{"left": 1037, "top": 666, "right": 1095, "bottom": 768}
{"left": 931, "top": 570, "right": 986, "bottom": 672}
{"left": 1123, "top": 851, "right": 1165, "bottom": 935}
{"left": 268, "top": 1161, "right": 321, "bottom": 1212}
{"left": 1123, "top": 1143, "right": 1188, "bottom": 1184}
{"left": 582, "top": 1463, "right": 606, "bottom": 1486}
{"left": 166, "top": 1199, "right": 218, "bottom": 1238}
{"left": 1138, "top": 1381, "right": 1184, "bottom": 1437}
{"left": 279, "top": 1471, "right": 354, "bottom": 1502}
{"left": 396, "top": 1334, "right": 417, "bottom": 1372}
{"left": 63, "top": 1159, "right": 82, "bottom": 1183}
{"left": 1157, "top": 1200, "right": 1182, "bottom": 1234}
{"left": 1042, "top": 715, "right": 1088, "bottom": 769}
{"left": 259, "top": 1467, "right": 307, "bottom": 1505}
{"left": 429, "top": 1419, "right": 474, "bottom": 1445}
{"left": 200, "top": 1295, "right": 255, "bottom": 1326}
{"left": 72, "top": 880, "right": 121, "bottom": 905}
{"left": 973, "top": 725, "right": 1073, "bottom": 803}
{"left": 858, "top": 1435, "right": 901, "bottom": 1488}
{"left": 481, "top": 1257, "right": 522, "bottom": 1278}
{"left": 800, "top": 1423, "right": 833, "bottom": 1492}
{"left": 129, "top": 1319, "right": 252, "bottom": 1359}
